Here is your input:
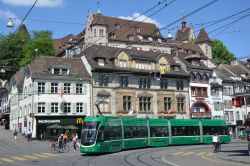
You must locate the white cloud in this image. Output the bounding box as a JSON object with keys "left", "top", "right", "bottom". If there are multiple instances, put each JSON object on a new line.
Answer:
{"left": 0, "top": 9, "right": 21, "bottom": 25}
{"left": 119, "top": 12, "right": 164, "bottom": 28}
{"left": 0, "top": 0, "right": 63, "bottom": 8}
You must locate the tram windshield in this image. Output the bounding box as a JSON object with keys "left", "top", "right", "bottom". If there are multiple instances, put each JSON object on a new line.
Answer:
{"left": 81, "top": 122, "right": 99, "bottom": 146}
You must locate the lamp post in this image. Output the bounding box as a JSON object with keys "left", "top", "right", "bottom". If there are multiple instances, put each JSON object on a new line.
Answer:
{"left": 6, "top": 18, "right": 15, "bottom": 28}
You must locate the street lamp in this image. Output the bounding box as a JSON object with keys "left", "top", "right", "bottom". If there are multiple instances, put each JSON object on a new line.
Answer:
{"left": 6, "top": 18, "right": 15, "bottom": 28}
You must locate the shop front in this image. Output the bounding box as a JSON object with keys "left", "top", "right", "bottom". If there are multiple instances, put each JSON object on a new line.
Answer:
{"left": 35, "top": 115, "right": 85, "bottom": 140}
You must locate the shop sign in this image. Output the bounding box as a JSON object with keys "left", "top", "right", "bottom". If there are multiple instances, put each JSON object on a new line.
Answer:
{"left": 38, "top": 120, "right": 61, "bottom": 124}
{"left": 76, "top": 118, "right": 84, "bottom": 124}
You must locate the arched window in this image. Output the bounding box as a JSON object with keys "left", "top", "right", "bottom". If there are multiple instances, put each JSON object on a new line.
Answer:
{"left": 196, "top": 73, "right": 201, "bottom": 82}
{"left": 202, "top": 74, "right": 208, "bottom": 83}
{"left": 190, "top": 72, "right": 195, "bottom": 82}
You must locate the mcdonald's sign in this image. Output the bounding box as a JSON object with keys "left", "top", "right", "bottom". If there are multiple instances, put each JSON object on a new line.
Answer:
{"left": 76, "top": 118, "right": 84, "bottom": 124}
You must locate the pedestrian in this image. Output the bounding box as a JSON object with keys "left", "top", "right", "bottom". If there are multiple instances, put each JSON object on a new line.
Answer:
{"left": 63, "top": 133, "right": 68, "bottom": 144}
{"left": 13, "top": 129, "right": 18, "bottom": 140}
{"left": 72, "top": 134, "right": 77, "bottom": 152}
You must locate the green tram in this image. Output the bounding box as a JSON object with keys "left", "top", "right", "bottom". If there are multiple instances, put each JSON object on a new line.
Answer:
{"left": 80, "top": 116, "right": 230, "bottom": 153}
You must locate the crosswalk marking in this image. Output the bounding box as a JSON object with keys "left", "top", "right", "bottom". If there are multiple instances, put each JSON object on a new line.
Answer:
{"left": 172, "top": 151, "right": 215, "bottom": 157}
{"left": 41, "top": 153, "right": 57, "bottom": 157}
{"left": 195, "top": 152, "right": 206, "bottom": 156}
{"left": 23, "top": 155, "right": 39, "bottom": 159}
{"left": 0, "top": 157, "right": 14, "bottom": 163}
{"left": 10, "top": 157, "right": 26, "bottom": 161}
{"left": 205, "top": 152, "right": 214, "bottom": 157}
{"left": 182, "top": 152, "right": 194, "bottom": 156}
{"left": 173, "top": 151, "right": 185, "bottom": 155}
{"left": 32, "top": 154, "right": 50, "bottom": 158}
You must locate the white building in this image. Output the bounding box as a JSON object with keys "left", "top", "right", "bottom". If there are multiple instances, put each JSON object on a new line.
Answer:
{"left": 9, "top": 56, "right": 91, "bottom": 138}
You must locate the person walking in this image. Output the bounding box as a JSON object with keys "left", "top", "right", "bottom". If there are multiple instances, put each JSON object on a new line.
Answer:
{"left": 13, "top": 129, "right": 18, "bottom": 140}
{"left": 72, "top": 134, "right": 77, "bottom": 152}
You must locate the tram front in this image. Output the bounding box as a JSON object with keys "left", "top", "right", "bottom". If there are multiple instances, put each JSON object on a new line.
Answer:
{"left": 80, "top": 121, "right": 100, "bottom": 153}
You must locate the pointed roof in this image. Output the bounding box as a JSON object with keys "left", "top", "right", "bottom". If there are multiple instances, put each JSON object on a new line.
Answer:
{"left": 17, "top": 24, "right": 30, "bottom": 37}
{"left": 195, "top": 28, "right": 211, "bottom": 44}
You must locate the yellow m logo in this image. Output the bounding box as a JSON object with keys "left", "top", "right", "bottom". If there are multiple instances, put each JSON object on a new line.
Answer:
{"left": 76, "top": 118, "right": 83, "bottom": 124}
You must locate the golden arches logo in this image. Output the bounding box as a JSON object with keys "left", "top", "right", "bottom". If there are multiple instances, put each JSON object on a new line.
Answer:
{"left": 76, "top": 118, "right": 84, "bottom": 124}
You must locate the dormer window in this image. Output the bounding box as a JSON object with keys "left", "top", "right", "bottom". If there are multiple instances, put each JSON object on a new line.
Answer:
{"left": 128, "top": 35, "right": 134, "bottom": 41}
{"left": 109, "top": 33, "right": 116, "bottom": 39}
{"left": 52, "top": 68, "right": 69, "bottom": 75}
{"left": 115, "top": 23, "right": 121, "bottom": 29}
{"left": 192, "top": 59, "right": 200, "bottom": 66}
{"left": 174, "top": 66, "right": 180, "bottom": 72}
{"left": 98, "top": 58, "right": 105, "bottom": 66}
{"left": 119, "top": 60, "right": 127, "bottom": 67}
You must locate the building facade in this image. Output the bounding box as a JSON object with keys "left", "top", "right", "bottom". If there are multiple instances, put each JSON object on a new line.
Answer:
{"left": 9, "top": 56, "right": 91, "bottom": 138}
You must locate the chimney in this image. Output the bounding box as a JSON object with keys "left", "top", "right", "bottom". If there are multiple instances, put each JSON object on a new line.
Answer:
{"left": 182, "top": 17, "right": 187, "bottom": 31}
{"left": 166, "top": 30, "right": 173, "bottom": 40}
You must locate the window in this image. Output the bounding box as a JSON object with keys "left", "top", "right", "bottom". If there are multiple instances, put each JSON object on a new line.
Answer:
{"left": 191, "top": 87, "right": 207, "bottom": 97}
{"left": 97, "top": 58, "right": 105, "bottom": 66}
{"left": 196, "top": 73, "right": 201, "bottom": 82}
{"left": 128, "top": 35, "right": 134, "bottom": 41}
{"left": 115, "top": 23, "right": 121, "bottom": 29}
{"left": 176, "top": 80, "right": 184, "bottom": 90}
{"left": 150, "top": 126, "right": 169, "bottom": 137}
{"left": 99, "top": 75, "right": 109, "bottom": 86}
{"left": 164, "top": 97, "right": 171, "bottom": 111}
{"left": 177, "top": 98, "right": 184, "bottom": 112}
{"left": 53, "top": 68, "right": 60, "bottom": 75}
{"left": 119, "top": 60, "right": 126, "bottom": 67}
{"left": 139, "top": 97, "right": 151, "bottom": 112}
{"left": 51, "top": 83, "right": 58, "bottom": 93}
{"left": 99, "top": 29, "right": 104, "bottom": 37}
{"left": 172, "top": 126, "right": 200, "bottom": 136}
{"left": 94, "top": 29, "right": 96, "bottom": 37}
{"left": 76, "top": 84, "right": 82, "bottom": 94}
{"left": 190, "top": 73, "right": 195, "bottom": 82}
{"left": 38, "top": 82, "right": 45, "bottom": 93}
{"left": 51, "top": 103, "right": 58, "bottom": 113}
{"left": 38, "top": 102, "right": 45, "bottom": 113}
{"left": 99, "top": 102, "right": 109, "bottom": 112}
{"left": 76, "top": 103, "right": 83, "bottom": 113}
{"left": 139, "top": 78, "right": 151, "bottom": 89}
{"left": 64, "top": 103, "right": 71, "bottom": 113}
{"left": 202, "top": 74, "right": 208, "bottom": 83}
{"left": 123, "top": 96, "right": 131, "bottom": 112}
{"left": 64, "top": 83, "right": 70, "bottom": 94}
{"left": 119, "top": 76, "right": 128, "bottom": 87}
{"left": 160, "top": 79, "right": 168, "bottom": 89}
{"left": 211, "top": 87, "right": 219, "bottom": 96}
{"left": 62, "top": 69, "right": 68, "bottom": 75}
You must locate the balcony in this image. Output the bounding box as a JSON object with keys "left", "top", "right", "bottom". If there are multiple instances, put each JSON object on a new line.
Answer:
{"left": 191, "top": 112, "right": 211, "bottom": 119}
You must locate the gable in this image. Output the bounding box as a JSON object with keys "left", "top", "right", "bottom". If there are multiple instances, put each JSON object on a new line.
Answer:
{"left": 117, "top": 51, "right": 130, "bottom": 61}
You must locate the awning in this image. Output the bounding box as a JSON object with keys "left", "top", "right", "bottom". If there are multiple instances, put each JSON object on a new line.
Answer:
{"left": 48, "top": 124, "right": 63, "bottom": 129}
{"left": 63, "top": 125, "right": 79, "bottom": 130}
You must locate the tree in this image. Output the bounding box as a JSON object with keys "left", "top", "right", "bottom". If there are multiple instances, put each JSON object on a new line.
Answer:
{"left": 0, "top": 32, "right": 29, "bottom": 80}
{"left": 20, "top": 30, "right": 56, "bottom": 67}
{"left": 0, "top": 30, "right": 56, "bottom": 80}
{"left": 212, "top": 39, "right": 236, "bottom": 64}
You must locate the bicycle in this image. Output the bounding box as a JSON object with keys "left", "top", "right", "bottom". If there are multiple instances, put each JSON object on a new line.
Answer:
{"left": 213, "top": 142, "right": 221, "bottom": 153}
{"left": 50, "top": 141, "right": 69, "bottom": 153}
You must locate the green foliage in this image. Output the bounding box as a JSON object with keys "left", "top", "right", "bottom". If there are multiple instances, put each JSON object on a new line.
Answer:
{"left": 212, "top": 39, "right": 236, "bottom": 64}
{"left": 20, "top": 30, "right": 56, "bottom": 67}
{"left": 0, "top": 30, "right": 56, "bottom": 80}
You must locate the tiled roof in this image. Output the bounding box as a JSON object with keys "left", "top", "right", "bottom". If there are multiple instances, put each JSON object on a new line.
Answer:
{"left": 91, "top": 13, "right": 163, "bottom": 42}
{"left": 195, "top": 28, "right": 211, "bottom": 43}
{"left": 177, "top": 53, "right": 211, "bottom": 71}
{"left": 53, "top": 32, "right": 85, "bottom": 54}
{"left": 214, "top": 68, "right": 233, "bottom": 81}
{"left": 175, "top": 28, "right": 191, "bottom": 42}
{"left": 28, "top": 56, "right": 90, "bottom": 79}
{"left": 79, "top": 45, "right": 189, "bottom": 77}
{"left": 223, "top": 64, "right": 250, "bottom": 76}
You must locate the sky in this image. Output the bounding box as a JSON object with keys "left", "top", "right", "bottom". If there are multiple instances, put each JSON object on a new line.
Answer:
{"left": 0, "top": 0, "right": 250, "bottom": 59}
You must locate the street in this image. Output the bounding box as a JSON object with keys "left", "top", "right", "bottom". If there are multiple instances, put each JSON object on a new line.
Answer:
{"left": 0, "top": 126, "right": 250, "bottom": 166}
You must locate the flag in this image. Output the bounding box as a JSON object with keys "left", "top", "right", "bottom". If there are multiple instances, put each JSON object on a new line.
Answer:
{"left": 128, "top": 106, "right": 134, "bottom": 115}
{"left": 160, "top": 66, "right": 166, "bottom": 75}
{"left": 167, "top": 108, "right": 172, "bottom": 114}
{"left": 59, "top": 88, "right": 64, "bottom": 97}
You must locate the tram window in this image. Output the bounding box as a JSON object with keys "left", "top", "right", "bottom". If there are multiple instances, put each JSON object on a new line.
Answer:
{"left": 124, "top": 126, "right": 148, "bottom": 138}
{"left": 97, "top": 126, "right": 122, "bottom": 141}
{"left": 203, "top": 126, "right": 229, "bottom": 135}
{"left": 150, "top": 126, "right": 169, "bottom": 137}
{"left": 172, "top": 126, "right": 200, "bottom": 136}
